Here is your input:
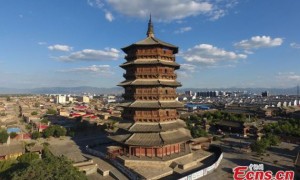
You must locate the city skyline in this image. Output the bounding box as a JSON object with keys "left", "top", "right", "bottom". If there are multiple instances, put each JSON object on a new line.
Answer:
{"left": 1, "top": 0, "right": 300, "bottom": 89}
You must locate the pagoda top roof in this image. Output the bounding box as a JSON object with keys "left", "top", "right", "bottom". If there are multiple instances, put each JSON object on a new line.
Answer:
{"left": 122, "top": 36, "right": 178, "bottom": 54}
{"left": 122, "top": 16, "right": 178, "bottom": 54}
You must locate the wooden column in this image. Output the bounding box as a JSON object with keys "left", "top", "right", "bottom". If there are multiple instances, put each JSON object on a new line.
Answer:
{"left": 129, "top": 146, "right": 131, "bottom": 157}
{"left": 139, "top": 146, "right": 141, "bottom": 158}
{"left": 151, "top": 147, "right": 153, "bottom": 158}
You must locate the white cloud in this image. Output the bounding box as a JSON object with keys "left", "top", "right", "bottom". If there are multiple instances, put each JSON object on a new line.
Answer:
{"left": 38, "top": 42, "right": 47, "bottom": 45}
{"left": 105, "top": 11, "right": 114, "bottom": 22}
{"left": 180, "top": 63, "right": 197, "bottom": 72}
{"left": 208, "top": 9, "right": 225, "bottom": 20}
{"left": 57, "top": 48, "right": 120, "bottom": 62}
{"left": 277, "top": 72, "right": 300, "bottom": 81}
{"left": 87, "top": 0, "right": 103, "bottom": 8}
{"left": 58, "top": 65, "right": 112, "bottom": 74}
{"left": 182, "top": 44, "right": 247, "bottom": 65}
{"left": 290, "top": 42, "right": 300, "bottom": 49}
{"left": 174, "top": 27, "right": 192, "bottom": 34}
{"left": 87, "top": 0, "right": 238, "bottom": 21}
{"left": 48, "top": 44, "right": 73, "bottom": 52}
{"left": 234, "top": 36, "right": 283, "bottom": 49}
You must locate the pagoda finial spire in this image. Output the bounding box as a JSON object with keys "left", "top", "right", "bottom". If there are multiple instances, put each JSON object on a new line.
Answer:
{"left": 146, "top": 14, "right": 154, "bottom": 38}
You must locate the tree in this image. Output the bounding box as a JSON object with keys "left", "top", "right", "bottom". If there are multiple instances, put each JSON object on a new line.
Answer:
{"left": 40, "top": 118, "right": 49, "bottom": 124}
{"left": 31, "top": 111, "right": 38, "bottom": 116}
{"left": 53, "top": 126, "right": 66, "bottom": 137}
{"left": 0, "top": 160, "right": 16, "bottom": 174}
{"left": 46, "top": 108, "right": 57, "bottom": 115}
{"left": 7, "top": 148, "right": 87, "bottom": 180}
{"left": 191, "top": 128, "right": 208, "bottom": 138}
{"left": 31, "top": 131, "right": 41, "bottom": 140}
{"left": 43, "top": 127, "right": 55, "bottom": 138}
{"left": 17, "top": 153, "right": 39, "bottom": 164}
{"left": 0, "top": 129, "right": 9, "bottom": 144}
{"left": 6, "top": 96, "right": 11, "bottom": 101}
{"left": 25, "top": 124, "right": 33, "bottom": 132}
{"left": 250, "top": 139, "right": 269, "bottom": 155}
{"left": 67, "top": 131, "right": 75, "bottom": 137}
{"left": 10, "top": 132, "right": 18, "bottom": 139}
{"left": 266, "top": 134, "right": 281, "bottom": 147}
{"left": 43, "top": 125, "right": 66, "bottom": 138}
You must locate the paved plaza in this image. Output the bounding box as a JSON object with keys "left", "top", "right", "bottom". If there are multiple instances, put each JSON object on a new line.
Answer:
{"left": 203, "top": 138, "right": 299, "bottom": 180}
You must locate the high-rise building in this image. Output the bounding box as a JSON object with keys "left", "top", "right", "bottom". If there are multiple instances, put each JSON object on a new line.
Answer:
{"left": 262, "top": 91, "right": 269, "bottom": 97}
{"left": 110, "top": 16, "right": 191, "bottom": 158}
{"left": 56, "top": 95, "right": 66, "bottom": 104}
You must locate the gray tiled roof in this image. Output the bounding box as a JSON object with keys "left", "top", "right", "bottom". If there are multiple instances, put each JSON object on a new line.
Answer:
{"left": 120, "top": 100, "right": 183, "bottom": 108}
{"left": 128, "top": 119, "right": 187, "bottom": 132}
{"left": 108, "top": 134, "right": 131, "bottom": 143}
{"left": 160, "top": 119, "right": 187, "bottom": 131}
{"left": 161, "top": 128, "right": 192, "bottom": 145}
{"left": 120, "top": 59, "right": 180, "bottom": 69}
{"left": 124, "top": 128, "right": 191, "bottom": 146}
{"left": 118, "top": 79, "right": 182, "bottom": 87}
{"left": 125, "top": 133, "right": 163, "bottom": 146}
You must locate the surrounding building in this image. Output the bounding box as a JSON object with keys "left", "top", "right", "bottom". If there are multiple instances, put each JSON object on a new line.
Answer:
{"left": 0, "top": 143, "right": 25, "bottom": 160}
{"left": 110, "top": 17, "right": 192, "bottom": 158}
{"left": 56, "top": 95, "right": 66, "bottom": 104}
{"left": 262, "top": 91, "right": 269, "bottom": 97}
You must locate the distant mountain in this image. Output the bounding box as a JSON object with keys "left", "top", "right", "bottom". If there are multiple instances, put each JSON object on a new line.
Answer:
{"left": 0, "top": 86, "right": 298, "bottom": 95}
{"left": 0, "top": 86, "right": 123, "bottom": 95}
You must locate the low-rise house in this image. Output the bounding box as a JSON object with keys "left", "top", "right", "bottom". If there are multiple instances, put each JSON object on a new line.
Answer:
{"left": 215, "top": 120, "right": 249, "bottom": 136}
{"left": 26, "top": 144, "right": 43, "bottom": 157}
{"left": 189, "top": 137, "right": 212, "bottom": 150}
{"left": 0, "top": 144, "right": 25, "bottom": 160}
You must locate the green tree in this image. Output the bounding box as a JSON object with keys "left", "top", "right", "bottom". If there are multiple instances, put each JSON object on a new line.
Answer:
{"left": 250, "top": 138, "right": 270, "bottom": 155}
{"left": 53, "top": 126, "right": 67, "bottom": 137}
{"left": 40, "top": 118, "right": 49, "bottom": 124}
{"left": 46, "top": 108, "right": 57, "bottom": 115}
{"left": 6, "top": 96, "right": 11, "bottom": 101}
{"left": 0, "top": 160, "right": 16, "bottom": 174}
{"left": 191, "top": 128, "right": 208, "bottom": 138}
{"left": 10, "top": 132, "right": 18, "bottom": 139}
{"left": 31, "top": 131, "right": 41, "bottom": 139}
{"left": 43, "top": 125, "right": 66, "bottom": 138}
{"left": 43, "top": 127, "right": 55, "bottom": 138}
{"left": 9, "top": 148, "right": 87, "bottom": 180}
{"left": 67, "top": 131, "right": 75, "bottom": 137}
{"left": 25, "top": 124, "right": 33, "bottom": 132}
{"left": 31, "top": 111, "right": 38, "bottom": 116}
{"left": 0, "top": 129, "right": 9, "bottom": 144}
{"left": 17, "top": 153, "right": 39, "bottom": 164}
{"left": 266, "top": 134, "right": 281, "bottom": 147}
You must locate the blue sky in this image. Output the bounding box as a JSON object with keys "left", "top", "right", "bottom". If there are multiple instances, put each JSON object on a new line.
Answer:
{"left": 0, "top": 0, "right": 300, "bottom": 89}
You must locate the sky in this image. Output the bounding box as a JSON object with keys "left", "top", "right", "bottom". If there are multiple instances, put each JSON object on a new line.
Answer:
{"left": 0, "top": 0, "right": 300, "bottom": 89}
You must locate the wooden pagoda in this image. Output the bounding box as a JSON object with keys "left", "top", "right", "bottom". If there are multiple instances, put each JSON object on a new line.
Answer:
{"left": 110, "top": 16, "right": 192, "bottom": 158}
